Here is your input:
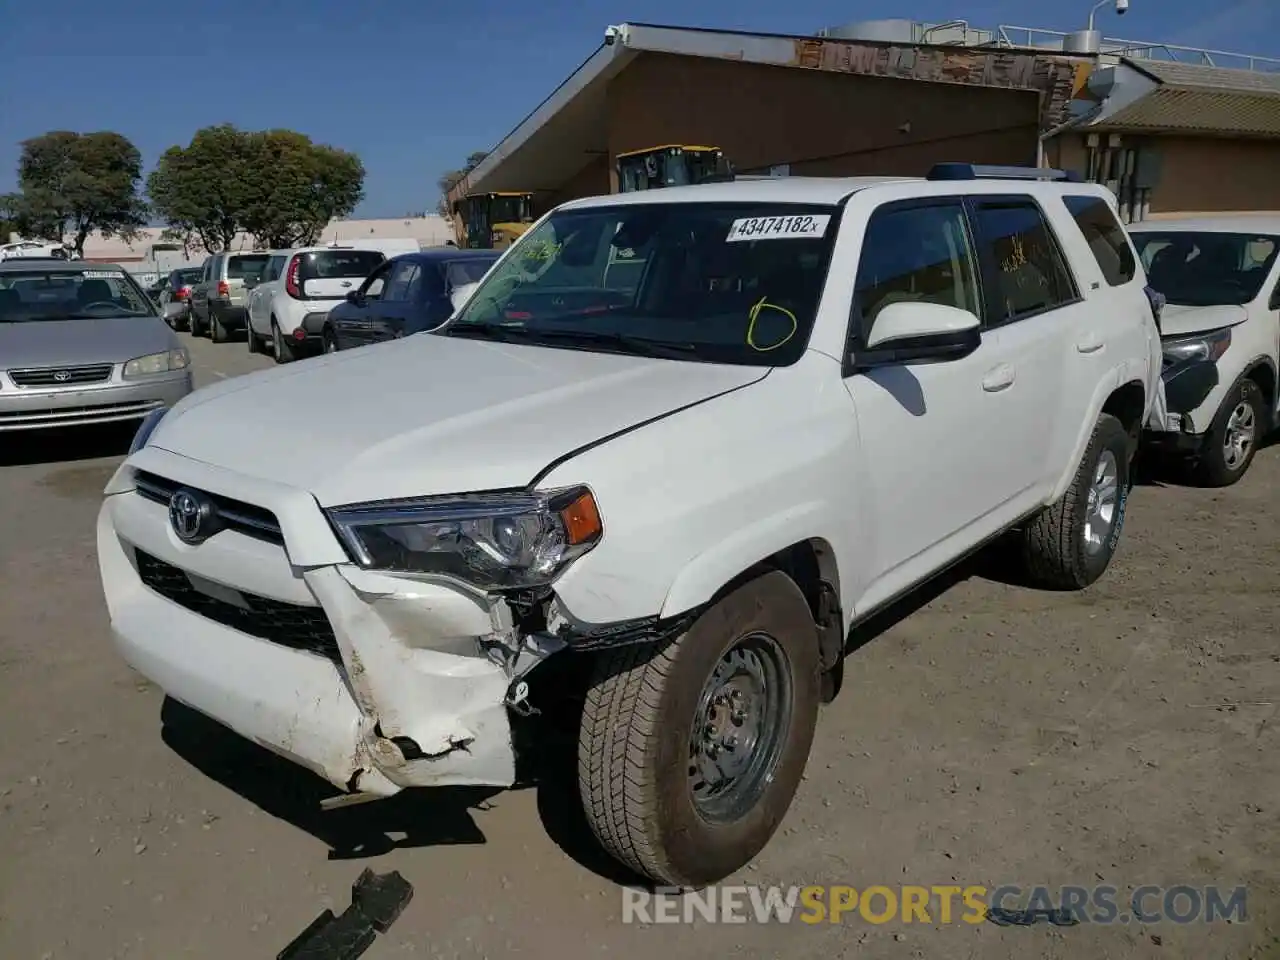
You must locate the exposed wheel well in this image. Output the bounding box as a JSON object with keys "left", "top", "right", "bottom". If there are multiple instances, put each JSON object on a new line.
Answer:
{"left": 1103, "top": 381, "right": 1146, "bottom": 451}
{"left": 712, "top": 539, "right": 843, "bottom": 675}
{"left": 1245, "top": 361, "right": 1276, "bottom": 427}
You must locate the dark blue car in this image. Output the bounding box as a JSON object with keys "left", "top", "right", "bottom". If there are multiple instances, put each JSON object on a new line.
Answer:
{"left": 321, "top": 248, "right": 500, "bottom": 352}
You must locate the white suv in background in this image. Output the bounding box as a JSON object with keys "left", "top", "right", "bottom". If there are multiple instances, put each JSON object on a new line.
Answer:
{"left": 246, "top": 246, "right": 388, "bottom": 362}
{"left": 99, "top": 165, "right": 1159, "bottom": 888}
{"left": 1131, "top": 217, "right": 1280, "bottom": 485}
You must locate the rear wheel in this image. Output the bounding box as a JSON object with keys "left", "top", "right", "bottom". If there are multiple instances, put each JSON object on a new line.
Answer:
{"left": 246, "top": 323, "right": 262, "bottom": 355}
{"left": 577, "top": 570, "right": 821, "bottom": 887}
{"left": 1021, "top": 412, "right": 1130, "bottom": 590}
{"left": 271, "top": 320, "right": 295, "bottom": 364}
{"left": 210, "top": 312, "right": 229, "bottom": 344}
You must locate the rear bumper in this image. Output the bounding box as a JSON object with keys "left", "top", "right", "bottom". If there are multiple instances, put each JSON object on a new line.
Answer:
{"left": 210, "top": 302, "right": 248, "bottom": 330}
{"left": 0, "top": 373, "right": 192, "bottom": 432}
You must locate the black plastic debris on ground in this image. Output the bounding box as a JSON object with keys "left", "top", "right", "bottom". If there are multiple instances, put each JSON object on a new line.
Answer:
{"left": 986, "top": 905, "right": 1080, "bottom": 927}
{"left": 278, "top": 868, "right": 414, "bottom": 959}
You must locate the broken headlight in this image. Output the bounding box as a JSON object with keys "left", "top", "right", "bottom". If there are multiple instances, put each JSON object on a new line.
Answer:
{"left": 326, "top": 487, "right": 603, "bottom": 591}
{"left": 1162, "top": 326, "right": 1232, "bottom": 365}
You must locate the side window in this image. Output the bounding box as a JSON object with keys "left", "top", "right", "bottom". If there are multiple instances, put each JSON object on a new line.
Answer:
{"left": 361, "top": 262, "right": 393, "bottom": 300}
{"left": 201, "top": 259, "right": 213, "bottom": 283}
{"left": 1062, "top": 195, "right": 1136, "bottom": 286}
{"left": 403, "top": 263, "right": 425, "bottom": 302}
{"left": 382, "top": 262, "right": 419, "bottom": 302}
{"left": 852, "top": 201, "right": 981, "bottom": 342}
{"left": 971, "top": 199, "right": 1077, "bottom": 325}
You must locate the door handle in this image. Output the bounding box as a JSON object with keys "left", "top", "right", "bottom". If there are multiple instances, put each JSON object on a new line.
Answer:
{"left": 982, "top": 363, "right": 1016, "bottom": 392}
{"left": 1076, "top": 334, "right": 1105, "bottom": 354}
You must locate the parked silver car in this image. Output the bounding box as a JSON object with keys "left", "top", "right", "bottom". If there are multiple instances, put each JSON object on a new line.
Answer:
{"left": 189, "top": 251, "right": 271, "bottom": 342}
{"left": 0, "top": 260, "right": 193, "bottom": 432}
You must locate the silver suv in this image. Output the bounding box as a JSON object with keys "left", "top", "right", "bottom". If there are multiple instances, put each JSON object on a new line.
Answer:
{"left": 190, "top": 251, "right": 272, "bottom": 342}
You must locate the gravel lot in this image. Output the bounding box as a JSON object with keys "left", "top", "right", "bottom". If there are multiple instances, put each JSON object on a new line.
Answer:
{"left": 1, "top": 332, "right": 1277, "bottom": 959}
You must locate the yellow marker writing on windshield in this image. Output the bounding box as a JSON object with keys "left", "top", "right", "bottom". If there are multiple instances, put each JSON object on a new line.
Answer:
{"left": 746, "top": 296, "right": 798, "bottom": 351}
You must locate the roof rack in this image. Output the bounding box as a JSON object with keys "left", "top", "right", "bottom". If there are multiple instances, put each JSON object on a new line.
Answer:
{"left": 927, "top": 163, "right": 1083, "bottom": 183}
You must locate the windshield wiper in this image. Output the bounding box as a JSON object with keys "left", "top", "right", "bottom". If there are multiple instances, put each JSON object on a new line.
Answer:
{"left": 443, "top": 322, "right": 700, "bottom": 359}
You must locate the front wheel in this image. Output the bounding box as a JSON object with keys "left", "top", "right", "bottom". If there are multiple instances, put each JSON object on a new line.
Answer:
{"left": 1021, "top": 412, "right": 1131, "bottom": 590}
{"left": 323, "top": 329, "right": 339, "bottom": 354}
{"left": 577, "top": 570, "right": 821, "bottom": 887}
{"left": 1193, "top": 378, "right": 1265, "bottom": 487}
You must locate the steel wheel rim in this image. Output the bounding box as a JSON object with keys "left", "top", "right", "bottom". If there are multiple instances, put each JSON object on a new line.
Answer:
{"left": 1083, "top": 448, "right": 1120, "bottom": 556}
{"left": 1223, "top": 401, "right": 1256, "bottom": 470}
{"left": 688, "top": 631, "right": 793, "bottom": 824}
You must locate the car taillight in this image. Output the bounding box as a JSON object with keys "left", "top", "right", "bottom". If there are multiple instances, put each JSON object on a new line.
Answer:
{"left": 285, "top": 256, "right": 302, "bottom": 298}
{"left": 178, "top": 286, "right": 191, "bottom": 300}
{"left": 217, "top": 280, "right": 230, "bottom": 297}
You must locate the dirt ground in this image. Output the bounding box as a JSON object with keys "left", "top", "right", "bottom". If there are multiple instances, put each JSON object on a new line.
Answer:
{"left": 1, "top": 332, "right": 1277, "bottom": 959}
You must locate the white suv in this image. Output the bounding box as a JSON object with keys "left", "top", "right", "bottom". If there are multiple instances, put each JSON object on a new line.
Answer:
{"left": 1131, "top": 217, "right": 1280, "bottom": 485}
{"left": 245, "top": 246, "right": 388, "bottom": 362}
{"left": 98, "top": 166, "right": 1160, "bottom": 887}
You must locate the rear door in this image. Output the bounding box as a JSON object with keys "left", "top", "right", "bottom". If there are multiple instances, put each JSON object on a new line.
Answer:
{"left": 191, "top": 255, "right": 216, "bottom": 321}
{"left": 248, "top": 254, "right": 286, "bottom": 334}
{"left": 296, "top": 249, "right": 386, "bottom": 300}
{"left": 966, "top": 194, "right": 1077, "bottom": 508}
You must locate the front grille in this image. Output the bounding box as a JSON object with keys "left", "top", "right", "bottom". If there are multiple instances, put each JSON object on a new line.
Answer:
{"left": 133, "top": 470, "right": 284, "bottom": 545}
{"left": 134, "top": 549, "right": 340, "bottom": 663}
{"left": 9, "top": 364, "right": 113, "bottom": 386}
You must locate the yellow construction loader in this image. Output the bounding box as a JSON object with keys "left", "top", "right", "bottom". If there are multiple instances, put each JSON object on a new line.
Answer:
{"left": 616, "top": 145, "right": 728, "bottom": 191}
{"left": 451, "top": 192, "right": 535, "bottom": 249}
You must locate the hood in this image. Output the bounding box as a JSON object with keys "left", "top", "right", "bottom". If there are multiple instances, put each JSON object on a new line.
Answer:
{"left": 1158, "top": 303, "right": 1250, "bottom": 339}
{"left": 151, "top": 332, "right": 767, "bottom": 506}
{"left": 0, "top": 317, "right": 178, "bottom": 368}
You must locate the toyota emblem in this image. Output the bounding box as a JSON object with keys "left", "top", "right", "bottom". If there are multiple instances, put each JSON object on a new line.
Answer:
{"left": 53, "top": 370, "right": 71, "bottom": 382}
{"left": 168, "top": 488, "right": 218, "bottom": 544}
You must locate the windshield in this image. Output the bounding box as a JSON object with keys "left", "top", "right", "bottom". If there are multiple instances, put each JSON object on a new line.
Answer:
{"left": 1132, "top": 231, "right": 1280, "bottom": 306}
{"left": 0, "top": 267, "right": 157, "bottom": 323}
{"left": 445, "top": 258, "right": 498, "bottom": 287}
{"left": 299, "top": 249, "right": 385, "bottom": 279}
{"left": 441, "top": 201, "right": 839, "bottom": 366}
{"left": 489, "top": 195, "right": 531, "bottom": 224}
{"left": 227, "top": 254, "right": 270, "bottom": 280}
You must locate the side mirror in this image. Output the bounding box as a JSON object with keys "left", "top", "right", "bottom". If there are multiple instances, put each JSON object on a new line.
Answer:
{"left": 854, "top": 301, "right": 982, "bottom": 369}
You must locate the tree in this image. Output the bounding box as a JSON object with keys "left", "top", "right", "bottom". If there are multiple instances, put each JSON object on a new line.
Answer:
{"left": 148, "top": 125, "right": 365, "bottom": 253}
{"left": 238, "top": 130, "right": 365, "bottom": 248}
{"left": 147, "top": 124, "right": 254, "bottom": 254}
{"left": 2, "top": 131, "right": 148, "bottom": 256}
{"left": 436, "top": 150, "right": 489, "bottom": 216}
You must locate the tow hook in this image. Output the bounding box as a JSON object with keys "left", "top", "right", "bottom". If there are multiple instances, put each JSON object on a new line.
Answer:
{"left": 505, "top": 679, "right": 539, "bottom": 717}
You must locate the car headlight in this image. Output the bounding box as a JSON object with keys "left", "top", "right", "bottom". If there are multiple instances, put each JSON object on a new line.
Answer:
{"left": 123, "top": 349, "right": 189, "bottom": 379}
{"left": 129, "top": 407, "right": 168, "bottom": 454}
{"left": 327, "top": 486, "right": 603, "bottom": 590}
{"left": 1162, "top": 327, "right": 1231, "bottom": 365}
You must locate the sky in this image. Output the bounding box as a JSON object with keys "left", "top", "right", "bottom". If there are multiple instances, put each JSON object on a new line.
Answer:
{"left": 1, "top": 0, "right": 1277, "bottom": 219}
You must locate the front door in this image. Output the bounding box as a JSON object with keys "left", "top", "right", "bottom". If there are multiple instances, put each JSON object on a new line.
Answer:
{"left": 843, "top": 198, "right": 1046, "bottom": 613}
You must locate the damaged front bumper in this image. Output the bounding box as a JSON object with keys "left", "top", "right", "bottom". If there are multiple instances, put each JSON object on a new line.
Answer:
{"left": 97, "top": 485, "right": 569, "bottom": 799}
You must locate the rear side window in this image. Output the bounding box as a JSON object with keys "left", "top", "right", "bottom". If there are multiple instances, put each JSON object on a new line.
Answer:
{"left": 299, "top": 250, "right": 385, "bottom": 280}
{"left": 1063, "top": 195, "right": 1136, "bottom": 286}
{"left": 227, "top": 254, "right": 269, "bottom": 280}
{"left": 971, "top": 199, "right": 1077, "bottom": 324}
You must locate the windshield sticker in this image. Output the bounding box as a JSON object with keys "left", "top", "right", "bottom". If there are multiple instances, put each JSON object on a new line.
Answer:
{"left": 81, "top": 270, "right": 125, "bottom": 279}
{"left": 726, "top": 214, "right": 830, "bottom": 243}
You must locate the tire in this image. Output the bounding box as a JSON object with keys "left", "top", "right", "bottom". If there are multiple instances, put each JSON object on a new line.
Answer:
{"left": 323, "top": 329, "right": 339, "bottom": 354}
{"left": 577, "top": 570, "right": 821, "bottom": 887}
{"left": 210, "top": 311, "right": 229, "bottom": 344}
{"left": 1021, "top": 412, "right": 1130, "bottom": 590}
{"left": 1192, "top": 378, "right": 1265, "bottom": 487}
{"left": 190, "top": 311, "right": 206, "bottom": 337}
{"left": 246, "top": 324, "right": 260, "bottom": 354}
{"left": 271, "top": 320, "right": 295, "bottom": 364}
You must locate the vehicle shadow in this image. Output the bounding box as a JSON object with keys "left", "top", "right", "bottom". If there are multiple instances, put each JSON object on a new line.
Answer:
{"left": 0, "top": 422, "right": 136, "bottom": 467}
{"left": 159, "top": 697, "right": 498, "bottom": 860}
